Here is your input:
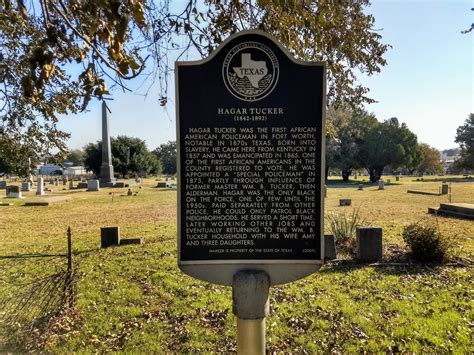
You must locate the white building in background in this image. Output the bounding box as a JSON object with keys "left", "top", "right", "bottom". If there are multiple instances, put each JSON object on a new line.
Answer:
{"left": 37, "top": 164, "right": 63, "bottom": 175}
{"left": 441, "top": 149, "right": 461, "bottom": 173}
{"left": 63, "top": 166, "right": 87, "bottom": 176}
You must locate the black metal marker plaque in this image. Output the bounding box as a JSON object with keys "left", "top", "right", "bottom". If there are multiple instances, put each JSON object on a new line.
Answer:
{"left": 176, "top": 30, "right": 326, "bottom": 286}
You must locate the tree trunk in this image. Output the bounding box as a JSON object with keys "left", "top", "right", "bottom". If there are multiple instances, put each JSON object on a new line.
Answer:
{"left": 369, "top": 167, "right": 384, "bottom": 182}
{"left": 341, "top": 169, "right": 352, "bottom": 182}
{"left": 368, "top": 167, "right": 384, "bottom": 183}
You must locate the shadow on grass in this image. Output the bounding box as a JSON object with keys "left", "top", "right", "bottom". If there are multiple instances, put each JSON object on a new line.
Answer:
{"left": 0, "top": 268, "right": 78, "bottom": 352}
{"left": 0, "top": 248, "right": 99, "bottom": 260}
{"left": 320, "top": 259, "right": 447, "bottom": 276}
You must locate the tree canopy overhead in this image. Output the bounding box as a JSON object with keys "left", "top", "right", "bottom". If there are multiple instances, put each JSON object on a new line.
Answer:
{"left": 1, "top": 0, "right": 389, "bottom": 159}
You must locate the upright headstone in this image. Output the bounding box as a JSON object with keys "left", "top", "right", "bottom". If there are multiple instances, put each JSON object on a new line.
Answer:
{"left": 324, "top": 234, "right": 337, "bottom": 260}
{"left": 21, "top": 182, "right": 31, "bottom": 192}
{"left": 100, "top": 101, "right": 115, "bottom": 184}
{"left": 356, "top": 227, "right": 383, "bottom": 262}
{"left": 6, "top": 186, "right": 22, "bottom": 198}
{"left": 396, "top": 176, "right": 400, "bottom": 181}
{"left": 54, "top": 178, "right": 59, "bottom": 186}
{"left": 358, "top": 184, "right": 363, "bottom": 191}
{"left": 36, "top": 177, "right": 45, "bottom": 196}
{"left": 101, "top": 227, "right": 120, "bottom": 248}
{"left": 378, "top": 179, "right": 384, "bottom": 190}
{"left": 77, "top": 182, "right": 88, "bottom": 189}
{"left": 87, "top": 179, "right": 100, "bottom": 192}
{"left": 156, "top": 181, "right": 170, "bottom": 188}
{"left": 0, "top": 181, "right": 6, "bottom": 189}
{"left": 441, "top": 183, "right": 449, "bottom": 195}
{"left": 69, "top": 180, "right": 75, "bottom": 189}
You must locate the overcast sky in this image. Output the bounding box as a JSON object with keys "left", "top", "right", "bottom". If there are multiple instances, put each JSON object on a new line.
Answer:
{"left": 58, "top": 0, "right": 473, "bottom": 152}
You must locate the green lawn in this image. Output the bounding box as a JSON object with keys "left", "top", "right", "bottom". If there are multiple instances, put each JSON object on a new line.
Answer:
{"left": 0, "top": 177, "right": 473, "bottom": 352}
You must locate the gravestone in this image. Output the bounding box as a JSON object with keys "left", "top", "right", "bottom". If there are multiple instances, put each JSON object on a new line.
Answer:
{"left": 378, "top": 179, "right": 384, "bottom": 190}
{"left": 49, "top": 178, "right": 54, "bottom": 184}
{"left": 441, "top": 183, "right": 449, "bottom": 195}
{"left": 6, "top": 186, "right": 23, "bottom": 199}
{"left": 54, "top": 178, "right": 59, "bottom": 186}
{"left": 21, "top": 182, "right": 31, "bottom": 192}
{"left": 101, "top": 227, "right": 120, "bottom": 248}
{"left": 127, "top": 188, "right": 133, "bottom": 196}
{"left": 177, "top": 30, "right": 325, "bottom": 286}
{"left": 25, "top": 202, "right": 49, "bottom": 206}
{"left": 358, "top": 184, "right": 363, "bottom": 191}
{"left": 324, "top": 234, "right": 336, "bottom": 260}
{"left": 63, "top": 178, "right": 68, "bottom": 186}
{"left": 0, "top": 181, "right": 6, "bottom": 189}
{"left": 356, "top": 227, "right": 382, "bottom": 262}
{"left": 339, "top": 199, "right": 351, "bottom": 206}
{"left": 36, "top": 177, "right": 45, "bottom": 196}
{"left": 387, "top": 179, "right": 391, "bottom": 184}
{"left": 120, "top": 238, "right": 143, "bottom": 245}
{"left": 396, "top": 176, "right": 400, "bottom": 181}
{"left": 156, "top": 181, "right": 170, "bottom": 188}
{"left": 87, "top": 180, "right": 100, "bottom": 192}
{"left": 69, "top": 180, "right": 75, "bottom": 189}
{"left": 76, "top": 182, "right": 88, "bottom": 189}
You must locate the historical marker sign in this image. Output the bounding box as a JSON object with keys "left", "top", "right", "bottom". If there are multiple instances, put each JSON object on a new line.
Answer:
{"left": 176, "top": 30, "right": 326, "bottom": 286}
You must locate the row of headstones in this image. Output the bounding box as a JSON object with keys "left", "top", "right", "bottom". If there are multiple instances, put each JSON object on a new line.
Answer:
{"left": 1, "top": 178, "right": 48, "bottom": 198}
{"left": 324, "top": 227, "right": 382, "bottom": 262}
{"left": 1, "top": 178, "right": 102, "bottom": 198}
{"left": 355, "top": 181, "right": 449, "bottom": 193}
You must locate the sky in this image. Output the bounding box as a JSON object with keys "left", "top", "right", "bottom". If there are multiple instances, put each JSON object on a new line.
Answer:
{"left": 58, "top": 0, "right": 473, "bottom": 152}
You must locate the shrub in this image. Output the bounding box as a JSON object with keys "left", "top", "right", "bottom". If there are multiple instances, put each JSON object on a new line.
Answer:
{"left": 402, "top": 220, "right": 454, "bottom": 263}
{"left": 327, "top": 208, "right": 366, "bottom": 253}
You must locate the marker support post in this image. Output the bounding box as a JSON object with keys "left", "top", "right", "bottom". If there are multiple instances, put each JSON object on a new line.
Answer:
{"left": 233, "top": 270, "right": 270, "bottom": 355}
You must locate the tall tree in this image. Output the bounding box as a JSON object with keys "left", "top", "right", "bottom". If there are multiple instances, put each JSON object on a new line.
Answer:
{"left": 1, "top": 1, "right": 389, "bottom": 159}
{"left": 112, "top": 136, "right": 161, "bottom": 177}
{"left": 326, "top": 107, "right": 378, "bottom": 181}
{"left": 153, "top": 141, "right": 177, "bottom": 175}
{"left": 83, "top": 136, "right": 161, "bottom": 177}
{"left": 83, "top": 142, "right": 101, "bottom": 176}
{"left": 454, "top": 113, "right": 474, "bottom": 170}
{"left": 359, "top": 118, "right": 422, "bottom": 182}
{"left": 417, "top": 143, "right": 443, "bottom": 175}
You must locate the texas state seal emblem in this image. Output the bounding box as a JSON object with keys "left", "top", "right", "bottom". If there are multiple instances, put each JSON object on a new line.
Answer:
{"left": 222, "top": 42, "right": 279, "bottom": 102}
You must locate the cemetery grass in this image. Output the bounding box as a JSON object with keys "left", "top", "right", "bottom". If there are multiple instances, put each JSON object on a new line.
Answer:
{"left": 0, "top": 179, "right": 473, "bottom": 352}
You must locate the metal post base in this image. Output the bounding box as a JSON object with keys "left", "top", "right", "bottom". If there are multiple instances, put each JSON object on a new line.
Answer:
{"left": 237, "top": 318, "right": 265, "bottom": 355}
